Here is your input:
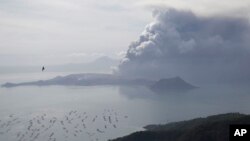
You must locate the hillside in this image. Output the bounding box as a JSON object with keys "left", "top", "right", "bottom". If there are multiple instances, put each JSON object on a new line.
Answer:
{"left": 110, "top": 113, "right": 250, "bottom": 141}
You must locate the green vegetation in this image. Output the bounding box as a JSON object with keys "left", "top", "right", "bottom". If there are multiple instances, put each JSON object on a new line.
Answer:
{"left": 110, "top": 113, "right": 250, "bottom": 141}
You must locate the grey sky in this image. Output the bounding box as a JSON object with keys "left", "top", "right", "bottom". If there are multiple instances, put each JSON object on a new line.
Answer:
{"left": 0, "top": 0, "right": 250, "bottom": 66}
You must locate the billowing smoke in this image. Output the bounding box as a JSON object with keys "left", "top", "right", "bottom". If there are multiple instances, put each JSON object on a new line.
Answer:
{"left": 117, "top": 9, "right": 250, "bottom": 84}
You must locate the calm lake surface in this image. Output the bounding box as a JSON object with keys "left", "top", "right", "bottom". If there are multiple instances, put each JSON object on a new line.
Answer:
{"left": 0, "top": 72, "right": 250, "bottom": 141}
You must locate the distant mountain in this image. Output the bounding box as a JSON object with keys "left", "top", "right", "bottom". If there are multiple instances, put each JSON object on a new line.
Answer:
{"left": 110, "top": 113, "right": 250, "bottom": 141}
{"left": 150, "top": 77, "right": 197, "bottom": 93}
{"left": 47, "top": 56, "right": 119, "bottom": 73}
{"left": 1, "top": 73, "right": 154, "bottom": 87}
{"left": 0, "top": 56, "right": 119, "bottom": 73}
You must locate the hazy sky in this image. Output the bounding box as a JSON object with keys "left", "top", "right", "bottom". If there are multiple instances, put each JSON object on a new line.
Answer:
{"left": 1, "top": 0, "right": 250, "bottom": 66}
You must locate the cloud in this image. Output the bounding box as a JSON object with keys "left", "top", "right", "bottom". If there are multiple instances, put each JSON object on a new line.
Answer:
{"left": 117, "top": 8, "right": 250, "bottom": 84}
{"left": 1, "top": 0, "right": 250, "bottom": 67}
{"left": 67, "top": 53, "right": 87, "bottom": 57}
{"left": 0, "top": 0, "right": 149, "bottom": 62}
{"left": 137, "top": 0, "right": 250, "bottom": 18}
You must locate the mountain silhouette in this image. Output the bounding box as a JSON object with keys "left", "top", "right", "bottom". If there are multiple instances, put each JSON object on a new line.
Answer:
{"left": 150, "top": 77, "right": 197, "bottom": 93}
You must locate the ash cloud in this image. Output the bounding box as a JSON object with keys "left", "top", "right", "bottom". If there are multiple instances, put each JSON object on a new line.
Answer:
{"left": 117, "top": 9, "right": 250, "bottom": 84}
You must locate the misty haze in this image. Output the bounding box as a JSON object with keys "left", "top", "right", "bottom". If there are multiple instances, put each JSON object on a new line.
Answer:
{"left": 1, "top": 1, "right": 250, "bottom": 141}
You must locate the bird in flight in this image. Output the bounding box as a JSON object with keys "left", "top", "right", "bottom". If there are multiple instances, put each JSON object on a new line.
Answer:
{"left": 42, "top": 66, "right": 45, "bottom": 72}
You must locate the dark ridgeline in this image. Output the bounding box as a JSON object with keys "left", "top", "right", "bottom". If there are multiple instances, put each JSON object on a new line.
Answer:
{"left": 110, "top": 113, "right": 250, "bottom": 141}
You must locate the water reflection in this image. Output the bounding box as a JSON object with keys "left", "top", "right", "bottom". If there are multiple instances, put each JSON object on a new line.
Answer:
{"left": 0, "top": 83, "right": 250, "bottom": 141}
{"left": 118, "top": 84, "right": 250, "bottom": 123}
{"left": 118, "top": 85, "right": 196, "bottom": 100}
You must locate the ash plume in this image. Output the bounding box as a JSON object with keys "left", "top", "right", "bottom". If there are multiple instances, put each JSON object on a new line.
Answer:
{"left": 116, "top": 9, "right": 250, "bottom": 84}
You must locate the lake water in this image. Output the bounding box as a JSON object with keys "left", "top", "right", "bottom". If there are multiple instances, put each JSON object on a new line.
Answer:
{"left": 0, "top": 72, "right": 250, "bottom": 141}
